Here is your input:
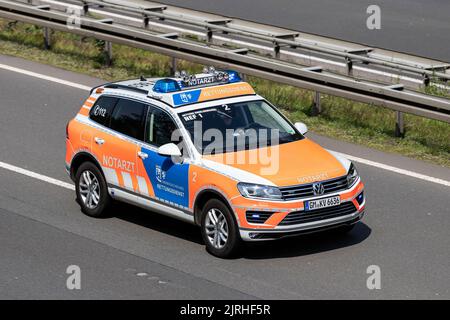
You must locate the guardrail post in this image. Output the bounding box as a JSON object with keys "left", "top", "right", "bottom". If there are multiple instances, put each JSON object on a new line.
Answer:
{"left": 384, "top": 84, "right": 406, "bottom": 137}
{"left": 345, "top": 57, "right": 353, "bottom": 76}
{"left": 274, "top": 44, "right": 281, "bottom": 59}
{"left": 143, "top": 15, "right": 149, "bottom": 28}
{"left": 395, "top": 111, "right": 405, "bottom": 137}
{"left": 205, "top": 20, "right": 231, "bottom": 44}
{"left": 43, "top": 27, "right": 51, "bottom": 49}
{"left": 97, "top": 19, "right": 114, "bottom": 65}
{"left": 272, "top": 33, "right": 299, "bottom": 59}
{"left": 423, "top": 74, "right": 430, "bottom": 87}
{"left": 206, "top": 28, "right": 213, "bottom": 43}
{"left": 36, "top": 5, "right": 52, "bottom": 49}
{"left": 170, "top": 57, "right": 177, "bottom": 76}
{"left": 311, "top": 91, "right": 321, "bottom": 116}
{"left": 104, "top": 41, "right": 113, "bottom": 66}
{"left": 82, "top": 1, "right": 89, "bottom": 15}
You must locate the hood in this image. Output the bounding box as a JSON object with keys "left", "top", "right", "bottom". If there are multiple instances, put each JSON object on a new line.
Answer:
{"left": 202, "top": 138, "right": 348, "bottom": 187}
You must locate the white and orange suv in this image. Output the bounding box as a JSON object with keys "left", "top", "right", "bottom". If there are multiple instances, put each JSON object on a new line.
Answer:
{"left": 65, "top": 69, "right": 365, "bottom": 258}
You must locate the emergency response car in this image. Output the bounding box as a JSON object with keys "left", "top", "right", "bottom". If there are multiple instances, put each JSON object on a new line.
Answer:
{"left": 65, "top": 68, "right": 365, "bottom": 258}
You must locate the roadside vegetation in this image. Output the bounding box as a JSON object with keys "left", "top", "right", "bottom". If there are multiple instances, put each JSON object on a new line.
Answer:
{"left": 0, "top": 18, "right": 449, "bottom": 167}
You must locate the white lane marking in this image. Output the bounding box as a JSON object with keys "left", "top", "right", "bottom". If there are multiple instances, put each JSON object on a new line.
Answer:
{"left": 0, "top": 63, "right": 91, "bottom": 91}
{"left": 337, "top": 152, "right": 450, "bottom": 187}
{"left": 0, "top": 63, "right": 449, "bottom": 188}
{"left": 0, "top": 161, "right": 74, "bottom": 191}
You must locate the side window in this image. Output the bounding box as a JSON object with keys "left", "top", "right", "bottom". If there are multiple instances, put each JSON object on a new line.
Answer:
{"left": 110, "top": 98, "right": 147, "bottom": 140}
{"left": 146, "top": 107, "right": 177, "bottom": 147}
{"left": 89, "top": 96, "right": 118, "bottom": 126}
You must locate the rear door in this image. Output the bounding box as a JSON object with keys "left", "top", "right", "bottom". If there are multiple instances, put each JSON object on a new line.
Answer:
{"left": 89, "top": 95, "right": 119, "bottom": 184}
{"left": 104, "top": 98, "right": 147, "bottom": 194}
{"left": 90, "top": 96, "right": 147, "bottom": 195}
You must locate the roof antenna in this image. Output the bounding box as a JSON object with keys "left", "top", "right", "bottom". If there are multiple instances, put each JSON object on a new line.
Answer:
{"left": 140, "top": 75, "right": 147, "bottom": 81}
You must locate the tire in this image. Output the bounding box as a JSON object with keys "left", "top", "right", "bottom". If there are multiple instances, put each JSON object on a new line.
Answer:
{"left": 75, "top": 162, "right": 110, "bottom": 218}
{"left": 200, "top": 199, "right": 242, "bottom": 258}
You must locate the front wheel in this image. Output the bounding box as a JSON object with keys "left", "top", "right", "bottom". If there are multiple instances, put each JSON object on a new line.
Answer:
{"left": 75, "top": 162, "right": 110, "bottom": 217}
{"left": 201, "top": 199, "right": 242, "bottom": 258}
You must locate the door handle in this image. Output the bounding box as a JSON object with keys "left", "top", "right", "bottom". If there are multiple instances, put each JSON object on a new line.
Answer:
{"left": 138, "top": 151, "right": 148, "bottom": 160}
{"left": 94, "top": 137, "right": 105, "bottom": 145}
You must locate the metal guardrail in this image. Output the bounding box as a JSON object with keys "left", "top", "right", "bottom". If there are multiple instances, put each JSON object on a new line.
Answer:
{"left": 0, "top": 0, "right": 449, "bottom": 127}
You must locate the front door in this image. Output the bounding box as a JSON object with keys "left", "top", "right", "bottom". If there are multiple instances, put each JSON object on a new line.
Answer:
{"left": 138, "top": 106, "right": 190, "bottom": 209}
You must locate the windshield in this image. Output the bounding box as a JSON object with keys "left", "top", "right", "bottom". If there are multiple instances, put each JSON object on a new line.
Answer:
{"left": 179, "top": 100, "right": 303, "bottom": 155}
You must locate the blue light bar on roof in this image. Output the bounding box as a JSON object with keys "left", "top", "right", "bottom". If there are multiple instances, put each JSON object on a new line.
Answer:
{"left": 226, "top": 70, "right": 241, "bottom": 83}
{"left": 153, "top": 78, "right": 181, "bottom": 93}
{"left": 152, "top": 70, "right": 242, "bottom": 93}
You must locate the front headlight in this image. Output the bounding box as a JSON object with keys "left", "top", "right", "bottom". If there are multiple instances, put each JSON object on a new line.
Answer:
{"left": 237, "top": 183, "right": 282, "bottom": 200}
{"left": 347, "top": 163, "right": 359, "bottom": 187}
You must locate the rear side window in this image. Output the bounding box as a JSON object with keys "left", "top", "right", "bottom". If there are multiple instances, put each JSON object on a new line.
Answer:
{"left": 110, "top": 98, "right": 147, "bottom": 140}
{"left": 89, "top": 96, "right": 118, "bottom": 126}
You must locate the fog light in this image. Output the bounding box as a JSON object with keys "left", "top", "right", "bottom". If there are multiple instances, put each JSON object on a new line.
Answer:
{"left": 356, "top": 191, "right": 364, "bottom": 205}
{"left": 249, "top": 233, "right": 259, "bottom": 239}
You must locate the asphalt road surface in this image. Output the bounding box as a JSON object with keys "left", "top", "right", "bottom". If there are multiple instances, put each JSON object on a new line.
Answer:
{"left": 158, "top": 0, "right": 450, "bottom": 63}
{"left": 0, "top": 55, "right": 449, "bottom": 299}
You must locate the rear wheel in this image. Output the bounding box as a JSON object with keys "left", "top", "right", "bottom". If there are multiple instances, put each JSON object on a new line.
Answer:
{"left": 201, "top": 199, "right": 241, "bottom": 258}
{"left": 75, "top": 162, "right": 110, "bottom": 217}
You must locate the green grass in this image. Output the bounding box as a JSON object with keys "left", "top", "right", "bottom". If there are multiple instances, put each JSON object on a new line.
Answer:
{"left": 1, "top": 19, "right": 449, "bottom": 167}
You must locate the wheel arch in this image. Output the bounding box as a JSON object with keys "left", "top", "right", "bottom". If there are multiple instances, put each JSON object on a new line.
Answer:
{"left": 193, "top": 188, "right": 237, "bottom": 226}
{"left": 70, "top": 152, "right": 104, "bottom": 182}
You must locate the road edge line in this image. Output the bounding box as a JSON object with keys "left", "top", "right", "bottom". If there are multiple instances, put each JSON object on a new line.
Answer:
{"left": 338, "top": 152, "right": 450, "bottom": 187}
{"left": 0, "top": 63, "right": 91, "bottom": 91}
{"left": 0, "top": 161, "right": 74, "bottom": 190}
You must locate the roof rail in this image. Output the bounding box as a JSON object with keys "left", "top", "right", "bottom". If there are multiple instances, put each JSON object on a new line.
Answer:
{"left": 103, "top": 83, "right": 149, "bottom": 94}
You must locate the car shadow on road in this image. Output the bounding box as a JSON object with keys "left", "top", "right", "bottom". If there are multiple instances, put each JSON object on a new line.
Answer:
{"left": 241, "top": 222, "right": 371, "bottom": 259}
{"left": 108, "top": 201, "right": 371, "bottom": 259}
{"left": 109, "top": 201, "right": 203, "bottom": 245}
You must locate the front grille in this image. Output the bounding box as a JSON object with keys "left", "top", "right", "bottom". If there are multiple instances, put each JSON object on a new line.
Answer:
{"left": 246, "top": 211, "right": 273, "bottom": 224}
{"left": 279, "top": 201, "right": 356, "bottom": 226}
{"left": 280, "top": 175, "right": 349, "bottom": 200}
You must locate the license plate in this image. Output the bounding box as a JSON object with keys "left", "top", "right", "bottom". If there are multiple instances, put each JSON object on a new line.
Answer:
{"left": 305, "top": 196, "right": 341, "bottom": 211}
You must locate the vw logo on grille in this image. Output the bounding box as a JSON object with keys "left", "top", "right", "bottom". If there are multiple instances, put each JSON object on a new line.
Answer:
{"left": 312, "top": 182, "right": 325, "bottom": 195}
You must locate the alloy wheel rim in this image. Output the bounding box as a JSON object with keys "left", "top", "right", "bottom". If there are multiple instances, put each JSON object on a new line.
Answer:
{"left": 205, "top": 208, "right": 229, "bottom": 249}
{"left": 79, "top": 170, "right": 100, "bottom": 209}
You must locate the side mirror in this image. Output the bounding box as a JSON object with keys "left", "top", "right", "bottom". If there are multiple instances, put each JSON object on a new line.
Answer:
{"left": 157, "top": 143, "right": 182, "bottom": 157}
{"left": 294, "top": 122, "right": 308, "bottom": 135}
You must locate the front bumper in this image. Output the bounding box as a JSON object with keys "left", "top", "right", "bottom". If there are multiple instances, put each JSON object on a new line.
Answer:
{"left": 240, "top": 209, "right": 364, "bottom": 241}
{"left": 235, "top": 179, "right": 365, "bottom": 241}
